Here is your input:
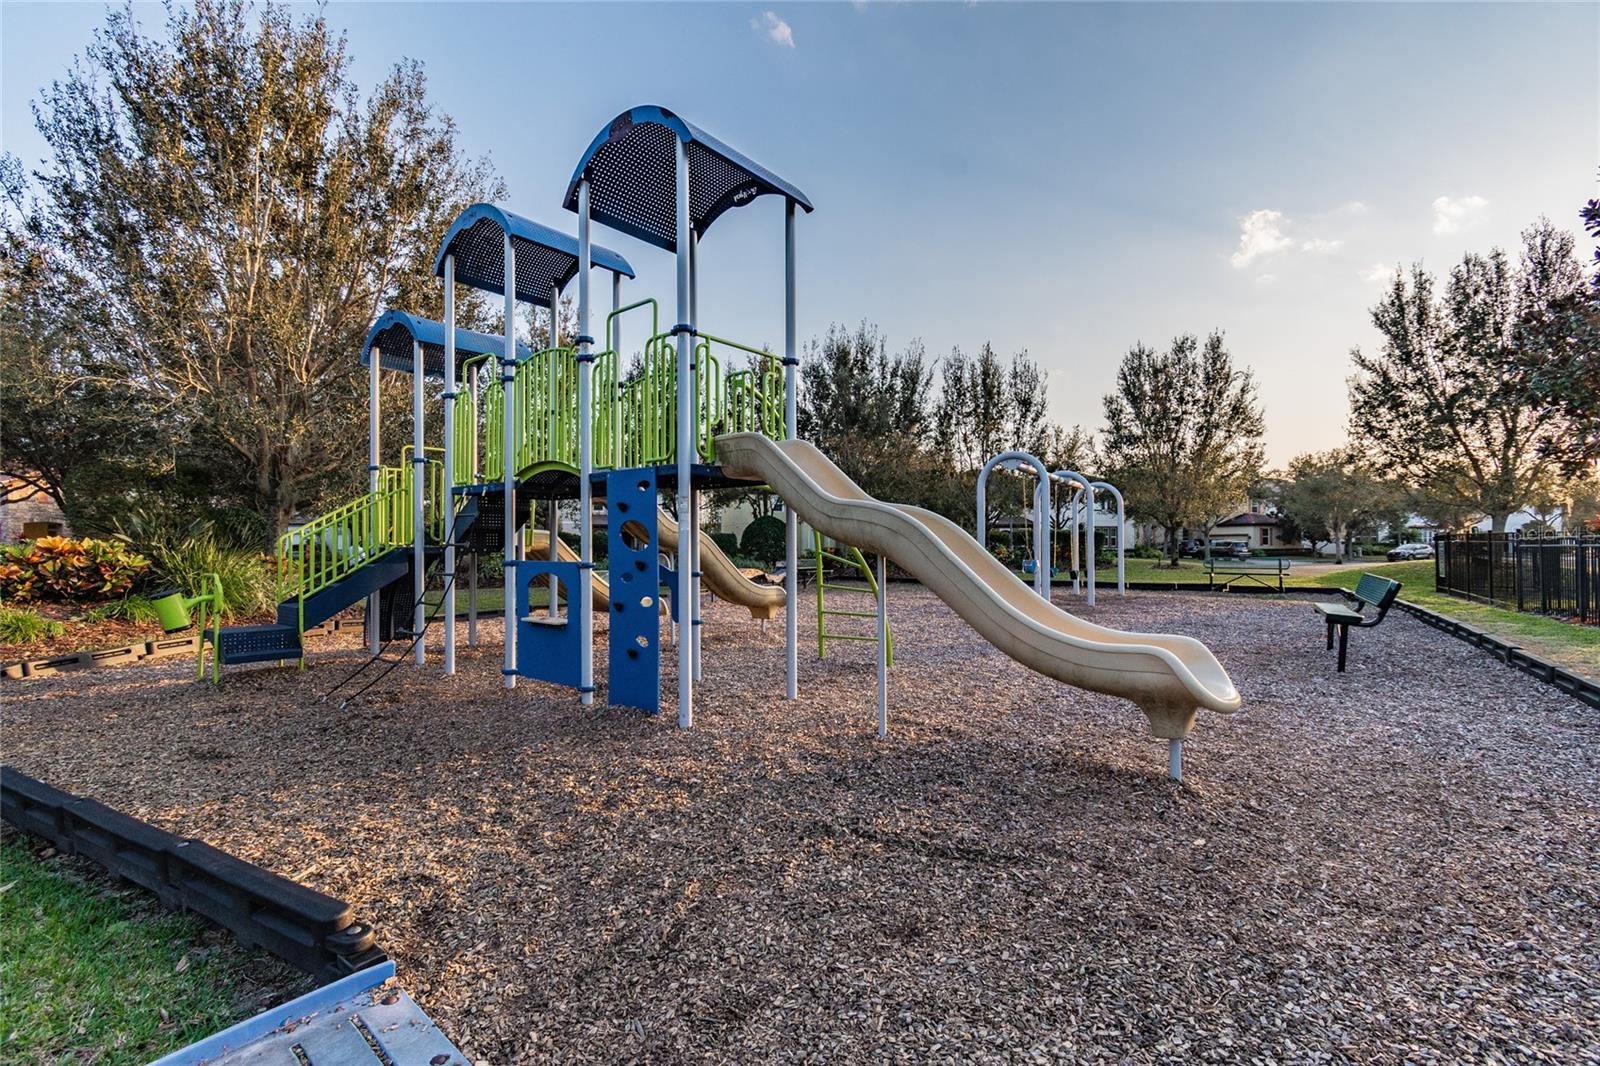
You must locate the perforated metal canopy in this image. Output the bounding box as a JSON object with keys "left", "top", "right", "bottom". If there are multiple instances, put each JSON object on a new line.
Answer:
{"left": 360, "top": 310, "right": 530, "bottom": 378}
{"left": 564, "top": 106, "right": 814, "bottom": 252}
{"left": 432, "top": 204, "right": 635, "bottom": 304}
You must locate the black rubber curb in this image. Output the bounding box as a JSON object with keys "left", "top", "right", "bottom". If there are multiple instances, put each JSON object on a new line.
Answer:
{"left": 1, "top": 766, "right": 387, "bottom": 981}
{"left": 1337, "top": 591, "right": 1600, "bottom": 710}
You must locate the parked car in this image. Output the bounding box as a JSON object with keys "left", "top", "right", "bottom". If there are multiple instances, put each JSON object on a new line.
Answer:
{"left": 1209, "top": 541, "right": 1253, "bottom": 559}
{"left": 1177, "top": 539, "right": 1206, "bottom": 558}
{"left": 1386, "top": 542, "right": 1435, "bottom": 561}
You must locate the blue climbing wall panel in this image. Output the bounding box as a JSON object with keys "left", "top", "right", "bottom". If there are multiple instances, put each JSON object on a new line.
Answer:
{"left": 607, "top": 468, "right": 661, "bottom": 714}
{"left": 514, "top": 559, "right": 583, "bottom": 689}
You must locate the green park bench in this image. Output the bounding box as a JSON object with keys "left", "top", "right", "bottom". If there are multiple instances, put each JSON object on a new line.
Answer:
{"left": 1312, "top": 573, "right": 1402, "bottom": 672}
{"left": 1205, "top": 556, "right": 1291, "bottom": 592}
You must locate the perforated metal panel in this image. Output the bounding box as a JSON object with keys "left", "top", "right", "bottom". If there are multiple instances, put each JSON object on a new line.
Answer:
{"left": 433, "top": 204, "right": 634, "bottom": 302}
{"left": 566, "top": 107, "right": 814, "bottom": 252}
{"left": 359, "top": 311, "right": 514, "bottom": 378}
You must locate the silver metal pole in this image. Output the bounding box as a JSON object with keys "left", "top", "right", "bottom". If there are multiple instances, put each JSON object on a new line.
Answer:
{"left": 1093, "top": 481, "right": 1126, "bottom": 597}
{"left": 502, "top": 230, "right": 518, "bottom": 690}
{"left": 443, "top": 254, "right": 457, "bottom": 675}
{"left": 366, "top": 340, "right": 380, "bottom": 656}
{"left": 876, "top": 553, "right": 888, "bottom": 738}
{"left": 1169, "top": 739, "right": 1183, "bottom": 782}
{"left": 576, "top": 179, "right": 595, "bottom": 706}
{"left": 783, "top": 200, "right": 799, "bottom": 702}
{"left": 468, "top": 366, "right": 480, "bottom": 648}
{"left": 411, "top": 338, "right": 426, "bottom": 665}
{"left": 689, "top": 229, "right": 702, "bottom": 684}
{"left": 1056, "top": 472, "right": 1097, "bottom": 607}
{"left": 1034, "top": 478, "right": 1049, "bottom": 599}
{"left": 1069, "top": 487, "right": 1081, "bottom": 594}
{"left": 674, "top": 137, "right": 693, "bottom": 728}
{"left": 468, "top": 555, "right": 478, "bottom": 646}
{"left": 611, "top": 272, "right": 622, "bottom": 468}
{"left": 547, "top": 288, "right": 560, "bottom": 615}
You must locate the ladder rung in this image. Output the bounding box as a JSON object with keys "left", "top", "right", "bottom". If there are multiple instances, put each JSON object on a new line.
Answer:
{"left": 822, "top": 633, "right": 879, "bottom": 642}
{"left": 822, "top": 609, "right": 878, "bottom": 618}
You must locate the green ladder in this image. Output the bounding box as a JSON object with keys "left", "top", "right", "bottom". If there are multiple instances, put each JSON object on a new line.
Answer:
{"left": 812, "top": 530, "right": 893, "bottom": 665}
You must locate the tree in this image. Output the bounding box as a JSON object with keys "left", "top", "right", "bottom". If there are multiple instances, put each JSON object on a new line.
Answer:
{"left": 1529, "top": 193, "right": 1600, "bottom": 471}
{"left": 0, "top": 154, "right": 195, "bottom": 529}
{"left": 1349, "top": 221, "right": 1584, "bottom": 531}
{"left": 1277, "top": 449, "right": 1402, "bottom": 561}
{"left": 1100, "top": 332, "right": 1265, "bottom": 565}
{"left": 23, "top": 0, "right": 500, "bottom": 542}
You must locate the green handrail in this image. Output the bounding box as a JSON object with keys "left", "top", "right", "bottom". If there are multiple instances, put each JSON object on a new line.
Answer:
{"left": 276, "top": 453, "right": 444, "bottom": 621}
{"left": 468, "top": 323, "right": 786, "bottom": 484}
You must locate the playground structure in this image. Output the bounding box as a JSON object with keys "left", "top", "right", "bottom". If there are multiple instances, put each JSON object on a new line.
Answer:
{"left": 205, "top": 104, "right": 1237, "bottom": 779}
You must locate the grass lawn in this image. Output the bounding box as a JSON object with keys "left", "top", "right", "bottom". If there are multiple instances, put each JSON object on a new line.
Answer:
{"left": 1036, "top": 555, "right": 1600, "bottom": 680}
{"left": 0, "top": 834, "right": 309, "bottom": 1065}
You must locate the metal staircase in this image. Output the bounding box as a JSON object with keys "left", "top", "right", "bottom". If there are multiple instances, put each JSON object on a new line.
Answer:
{"left": 214, "top": 458, "right": 471, "bottom": 671}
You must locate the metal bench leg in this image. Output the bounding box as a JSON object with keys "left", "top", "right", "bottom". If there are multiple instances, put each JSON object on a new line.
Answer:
{"left": 1337, "top": 625, "right": 1349, "bottom": 672}
{"left": 1326, "top": 621, "right": 1334, "bottom": 650}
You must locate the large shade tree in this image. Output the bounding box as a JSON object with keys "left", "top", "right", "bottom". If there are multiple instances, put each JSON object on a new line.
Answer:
{"left": 1100, "top": 331, "right": 1265, "bottom": 564}
{"left": 1349, "top": 220, "right": 1584, "bottom": 531}
{"left": 23, "top": 0, "right": 500, "bottom": 542}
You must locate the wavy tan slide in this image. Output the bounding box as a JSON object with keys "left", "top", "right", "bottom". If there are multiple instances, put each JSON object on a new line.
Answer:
{"left": 525, "top": 513, "right": 785, "bottom": 621}
{"left": 716, "top": 433, "right": 1242, "bottom": 741}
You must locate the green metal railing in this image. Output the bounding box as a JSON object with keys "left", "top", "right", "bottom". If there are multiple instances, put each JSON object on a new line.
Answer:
{"left": 455, "top": 309, "right": 786, "bottom": 487}
{"left": 812, "top": 530, "right": 894, "bottom": 664}
{"left": 275, "top": 454, "right": 443, "bottom": 616}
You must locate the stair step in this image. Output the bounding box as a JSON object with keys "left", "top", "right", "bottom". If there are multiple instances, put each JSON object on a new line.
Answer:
{"left": 218, "top": 624, "right": 303, "bottom": 665}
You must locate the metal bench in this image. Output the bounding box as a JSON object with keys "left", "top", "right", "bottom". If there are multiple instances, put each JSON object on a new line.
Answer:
{"left": 1312, "top": 573, "right": 1401, "bottom": 672}
{"left": 1205, "top": 557, "right": 1291, "bottom": 592}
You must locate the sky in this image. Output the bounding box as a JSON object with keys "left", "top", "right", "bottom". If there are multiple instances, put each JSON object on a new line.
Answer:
{"left": 2, "top": 2, "right": 1595, "bottom": 467}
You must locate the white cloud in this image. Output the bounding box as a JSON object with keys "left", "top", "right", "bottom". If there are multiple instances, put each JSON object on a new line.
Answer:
{"left": 1230, "top": 209, "right": 1343, "bottom": 268}
{"left": 1361, "top": 262, "right": 1393, "bottom": 283}
{"left": 752, "top": 11, "right": 795, "bottom": 47}
{"left": 1255, "top": 273, "right": 1279, "bottom": 286}
{"left": 1431, "top": 194, "right": 1488, "bottom": 235}
{"left": 1231, "top": 210, "right": 1294, "bottom": 268}
{"left": 1339, "top": 200, "right": 1370, "bottom": 215}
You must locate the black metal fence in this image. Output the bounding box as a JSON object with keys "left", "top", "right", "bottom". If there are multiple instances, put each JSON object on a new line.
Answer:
{"left": 1435, "top": 533, "right": 1600, "bottom": 624}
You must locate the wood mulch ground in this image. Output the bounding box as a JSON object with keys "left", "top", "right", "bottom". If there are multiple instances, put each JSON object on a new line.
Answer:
{"left": 3, "top": 589, "right": 1596, "bottom": 1064}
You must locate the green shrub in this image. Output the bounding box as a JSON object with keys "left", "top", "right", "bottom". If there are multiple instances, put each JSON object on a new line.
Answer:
{"left": 85, "top": 594, "right": 161, "bottom": 625}
{"left": 709, "top": 531, "right": 740, "bottom": 558}
{"left": 112, "top": 514, "right": 271, "bottom": 618}
{"left": 0, "top": 537, "right": 151, "bottom": 603}
{"left": 0, "top": 606, "right": 66, "bottom": 644}
{"left": 1128, "top": 545, "right": 1165, "bottom": 559}
{"left": 740, "top": 515, "right": 786, "bottom": 567}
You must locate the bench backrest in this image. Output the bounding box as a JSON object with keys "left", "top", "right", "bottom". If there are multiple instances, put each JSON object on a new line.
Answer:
{"left": 1205, "top": 558, "right": 1288, "bottom": 572}
{"left": 1353, "top": 573, "right": 1401, "bottom": 611}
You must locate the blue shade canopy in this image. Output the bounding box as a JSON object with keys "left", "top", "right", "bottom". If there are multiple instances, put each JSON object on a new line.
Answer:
{"left": 432, "top": 204, "right": 634, "bottom": 304}
{"left": 361, "top": 310, "right": 531, "bottom": 378}
{"left": 564, "top": 106, "right": 814, "bottom": 252}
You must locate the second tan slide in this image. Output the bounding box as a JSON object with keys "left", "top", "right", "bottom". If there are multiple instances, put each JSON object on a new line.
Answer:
{"left": 525, "top": 513, "right": 786, "bottom": 621}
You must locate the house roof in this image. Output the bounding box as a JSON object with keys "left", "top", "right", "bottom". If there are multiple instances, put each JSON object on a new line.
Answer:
{"left": 1216, "top": 512, "right": 1281, "bottom": 527}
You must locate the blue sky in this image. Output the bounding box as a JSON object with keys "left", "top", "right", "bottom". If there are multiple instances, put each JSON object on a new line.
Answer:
{"left": 3, "top": 2, "right": 1595, "bottom": 465}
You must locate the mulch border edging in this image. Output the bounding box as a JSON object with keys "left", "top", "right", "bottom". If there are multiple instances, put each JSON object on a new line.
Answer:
{"left": 0, "top": 766, "right": 388, "bottom": 982}
{"left": 1338, "top": 590, "right": 1600, "bottom": 710}
{"left": 0, "top": 617, "right": 361, "bottom": 681}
